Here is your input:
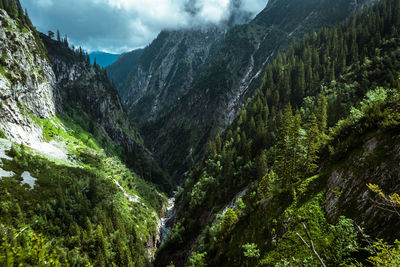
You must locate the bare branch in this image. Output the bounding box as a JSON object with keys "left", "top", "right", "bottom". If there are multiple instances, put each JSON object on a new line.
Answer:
{"left": 296, "top": 222, "right": 326, "bottom": 267}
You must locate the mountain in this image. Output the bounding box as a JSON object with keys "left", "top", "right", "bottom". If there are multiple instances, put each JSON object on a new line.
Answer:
{"left": 129, "top": 0, "right": 370, "bottom": 180}
{"left": 155, "top": 0, "right": 400, "bottom": 265}
{"left": 106, "top": 1, "right": 260, "bottom": 129}
{"left": 107, "top": 27, "right": 226, "bottom": 127}
{"left": 106, "top": 48, "right": 143, "bottom": 95}
{"left": 3, "top": 0, "right": 400, "bottom": 266}
{"left": 0, "top": 2, "right": 169, "bottom": 265}
{"left": 89, "top": 51, "right": 120, "bottom": 67}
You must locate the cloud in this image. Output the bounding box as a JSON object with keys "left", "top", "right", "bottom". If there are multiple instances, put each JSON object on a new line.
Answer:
{"left": 20, "top": 0, "right": 267, "bottom": 53}
{"left": 36, "top": 0, "right": 53, "bottom": 8}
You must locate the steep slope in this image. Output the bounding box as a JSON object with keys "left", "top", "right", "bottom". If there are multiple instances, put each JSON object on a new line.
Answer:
{"left": 155, "top": 0, "right": 400, "bottom": 265}
{"left": 107, "top": 27, "right": 225, "bottom": 126}
{"left": 142, "top": 0, "right": 372, "bottom": 180}
{"left": 41, "top": 34, "right": 172, "bottom": 192}
{"left": 106, "top": 0, "right": 258, "bottom": 128}
{"left": 0, "top": 2, "right": 168, "bottom": 265}
{"left": 106, "top": 48, "right": 143, "bottom": 95}
{"left": 0, "top": 8, "right": 57, "bottom": 150}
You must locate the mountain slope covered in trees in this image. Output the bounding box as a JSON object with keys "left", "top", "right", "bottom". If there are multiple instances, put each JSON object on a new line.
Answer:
{"left": 155, "top": 0, "right": 400, "bottom": 265}
{"left": 135, "top": 0, "right": 374, "bottom": 181}
{"left": 2, "top": 0, "right": 400, "bottom": 266}
{"left": 0, "top": 1, "right": 168, "bottom": 265}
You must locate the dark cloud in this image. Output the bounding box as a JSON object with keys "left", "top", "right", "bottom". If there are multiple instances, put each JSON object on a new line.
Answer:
{"left": 20, "top": 0, "right": 267, "bottom": 53}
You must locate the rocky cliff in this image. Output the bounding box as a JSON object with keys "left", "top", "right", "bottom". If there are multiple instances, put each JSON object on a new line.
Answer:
{"left": 41, "top": 34, "right": 172, "bottom": 191}
{"left": 108, "top": 27, "right": 226, "bottom": 126}
{"left": 0, "top": 4, "right": 171, "bottom": 190}
{"left": 0, "top": 9, "right": 57, "bottom": 148}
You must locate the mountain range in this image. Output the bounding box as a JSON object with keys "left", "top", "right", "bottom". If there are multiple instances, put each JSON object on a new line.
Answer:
{"left": 1, "top": 0, "right": 400, "bottom": 266}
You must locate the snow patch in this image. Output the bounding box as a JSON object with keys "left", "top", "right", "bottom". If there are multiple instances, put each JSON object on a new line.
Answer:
{"left": 0, "top": 167, "right": 14, "bottom": 178}
{"left": 0, "top": 138, "right": 12, "bottom": 162}
{"left": 28, "top": 140, "right": 69, "bottom": 162}
{"left": 21, "top": 171, "right": 36, "bottom": 188}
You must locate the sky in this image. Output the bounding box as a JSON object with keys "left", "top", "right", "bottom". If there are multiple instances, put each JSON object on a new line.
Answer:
{"left": 20, "top": 0, "right": 267, "bottom": 54}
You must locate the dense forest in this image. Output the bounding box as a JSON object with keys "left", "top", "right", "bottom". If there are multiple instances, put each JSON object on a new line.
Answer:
{"left": 155, "top": 0, "right": 400, "bottom": 265}
{"left": 1, "top": 0, "right": 400, "bottom": 266}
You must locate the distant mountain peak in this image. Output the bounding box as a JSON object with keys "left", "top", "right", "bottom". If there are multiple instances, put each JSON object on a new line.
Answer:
{"left": 89, "top": 51, "right": 120, "bottom": 67}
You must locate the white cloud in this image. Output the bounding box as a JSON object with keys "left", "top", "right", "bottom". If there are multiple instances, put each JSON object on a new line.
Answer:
{"left": 196, "top": 0, "right": 230, "bottom": 23}
{"left": 20, "top": 0, "right": 268, "bottom": 53}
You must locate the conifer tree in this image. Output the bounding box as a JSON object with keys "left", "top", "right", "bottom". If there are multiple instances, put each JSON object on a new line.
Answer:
{"left": 255, "top": 151, "right": 268, "bottom": 180}
{"left": 303, "top": 113, "right": 320, "bottom": 176}
{"left": 274, "top": 104, "right": 302, "bottom": 186}
{"left": 63, "top": 35, "right": 69, "bottom": 47}
{"left": 316, "top": 94, "right": 328, "bottom": 138}
{"left": 9, "top": 0, "right": 17, "bottom": 18}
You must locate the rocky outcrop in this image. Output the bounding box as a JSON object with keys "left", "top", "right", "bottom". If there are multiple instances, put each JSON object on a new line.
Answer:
{"left": 42, "top": 35, "right": 172, "bottom": 190}
{"left": 42, "top": 34, "right": 146, "bottom": 154}
{"left": 325, "top": 131, "right": 400, "bottom": 240}
{"left": 0, "top": 9, "right": 70, "bottom": 160}
{"left": 108, "top": 27, "right": 226, "bottom": 126}
{"left": 0, "top": 9, "right": 56, "bottom": 144}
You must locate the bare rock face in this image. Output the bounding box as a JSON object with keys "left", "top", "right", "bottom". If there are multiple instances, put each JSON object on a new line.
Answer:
{"left": 44, "top": 38, "right": 148, "bottom": 158}
{"left": 0, "top": 9, "right": 57, "bottom": 144}
{"left": 108, "top": 27, "right": 226, "bottom": 126}
{"left": 325, "top": 133, "right": 400, "bottom": 240}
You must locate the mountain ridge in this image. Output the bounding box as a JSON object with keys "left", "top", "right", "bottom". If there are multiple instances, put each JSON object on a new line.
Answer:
{"left": 89, "top": 51, "right": 120, "bottom": 67}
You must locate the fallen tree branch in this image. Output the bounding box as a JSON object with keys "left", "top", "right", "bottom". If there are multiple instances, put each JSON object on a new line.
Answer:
{"left": 296, "top": 222, "right": 326, "bottom": 267}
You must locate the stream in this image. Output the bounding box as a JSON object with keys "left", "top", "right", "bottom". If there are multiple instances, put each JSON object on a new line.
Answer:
{"left": 159, "top": 191, "right": 178, "bottom": 245}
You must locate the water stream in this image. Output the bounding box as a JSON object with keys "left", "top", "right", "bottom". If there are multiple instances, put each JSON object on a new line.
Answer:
{"left": 159, "top": 191, "right": 178, "bottom": 245}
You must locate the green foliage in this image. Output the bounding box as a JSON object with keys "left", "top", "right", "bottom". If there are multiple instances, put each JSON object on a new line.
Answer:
{"left": 217, "top": 209, "right": 238, "bottom": 238}
{"left": 188, "top": 251, "right": 207, "bottom": 267}
{"left": 0, "top": 129, "right": 6, "bottom": 139}
{"left": 257, "top": 170, "right": 280, "bottom": 200}
{"left": 242, "top": 243, "right": 260, "bottom": 258}
{"left": 368, "top": 240, "right": 400, "bottom": 266}
{"left": 0, "top": 227, "right": 65, "bottom": 266}
{"left": 157, "top": 1, "right": 400, "bottom": 265}
{"left": 0, "top": 137, "right": 163, "bottom": 266}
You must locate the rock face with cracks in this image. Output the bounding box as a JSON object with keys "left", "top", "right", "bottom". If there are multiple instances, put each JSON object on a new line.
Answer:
{"left": 0, "top": 10, "right": 56, "bottom": 145}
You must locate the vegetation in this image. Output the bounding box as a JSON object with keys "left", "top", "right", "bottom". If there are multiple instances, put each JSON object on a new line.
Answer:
{"left": 0, "top": 133, "right": 164, "bottom": 266}
{"left": 2, "top": 0, "right": 400, "bottom": 266}
{"left": 40, "top": 32, "right": 173, "bottom": 193}
{"left": 156, "top": 0, "right": 400, "bottom": 265}
{"left": 0, "top": 1, "right": 168, "bottom": 265}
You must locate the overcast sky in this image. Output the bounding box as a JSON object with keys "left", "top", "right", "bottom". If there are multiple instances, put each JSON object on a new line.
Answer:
{"left": 20, "top": 0, "right": 267, "bottom": 54}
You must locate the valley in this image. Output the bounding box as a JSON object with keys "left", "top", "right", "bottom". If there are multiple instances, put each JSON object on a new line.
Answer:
{"left": 1, "top": 0, "right": 400, "bottom": 266}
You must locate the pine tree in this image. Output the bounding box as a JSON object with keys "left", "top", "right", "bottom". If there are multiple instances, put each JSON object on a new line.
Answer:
{"left": 16, "top": 0, "right": 24, "bottom": 23}
{"left": 48, "top": 30, "right": 55, "bottom": 39}
{"left": 274, "top": 104, "right": 302, "bottom": 186}
{"left": 303, "top": 113, "right": 320, "bottom": 176}
{"left": 255, "top": 151, "right": 268, "bottom": 180}
{"left": 316, "top": 94, "right": 328, "bottom": 139}
{"left": 63, "top": 35, "right": 69, "bottom": 47}
{"left": 9, "top": 0, "right": 17, "bottom": 18}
